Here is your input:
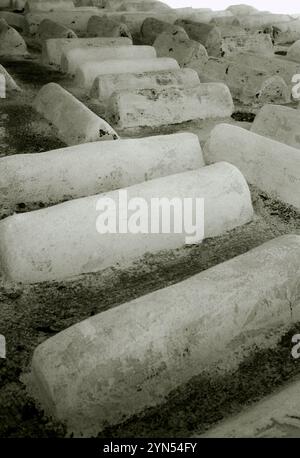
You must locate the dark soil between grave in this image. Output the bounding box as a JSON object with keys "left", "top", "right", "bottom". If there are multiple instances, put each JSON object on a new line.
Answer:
{"left": 0, "top": 55, "right": 299, "bottom": 438}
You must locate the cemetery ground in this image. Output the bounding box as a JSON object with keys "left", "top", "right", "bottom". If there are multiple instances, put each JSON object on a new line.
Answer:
{"left": 0, "top": 53, "right": 299, "bottom": 438}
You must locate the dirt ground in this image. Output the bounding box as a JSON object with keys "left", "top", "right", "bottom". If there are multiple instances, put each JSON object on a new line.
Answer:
{"left": 0, "top": 52, "right": 299, "bottom": 438}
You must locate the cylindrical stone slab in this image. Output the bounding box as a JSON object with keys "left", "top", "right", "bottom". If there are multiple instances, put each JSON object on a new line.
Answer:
{"left": 90, "top": 68, "right": 200, "bottom": 101}
{"left": 204, "top": 123, "right": 300, "bottom": 209}
{"left": 104, "top": 0, "right": 126, "bottom": 10}
{"left": 224, "top": 52, "right": 300, "bottom": 88}
{"left": 199, "top": 57, "right": 291, "bottom": 104}
{"left": 61, "top": 45, "right": 157, "bottom": 75}
{"left": 153, "top": 31, "right": 208, "bottom": 72}
{"left": 226, "top": 4, "right": 258, "bottom": 15}
{"left": 24, "top": 0, "right": 75, "bottom": 12}
{"left": 199, "top": 376, "right": 300, "bottom": 438}
{"left": 75, "top": 57, "right": 180, "bottom": 89}
{"left": 28, "top": 234, "right": 300, "bottom": 436}
{"left": 174, "top": 20, "right": 222, "bottom": 56}
{"left": 104, "top": 0, "right": 133, "bottom": 10}
{"left": 12, "top": 0, "right": 26, "bottom": 8}
{"left": 107, "top": 86, "right": 203, "bottom": 129}
{"left": 74, "top": 0, "right": 103, "bottom": 5}
{"left": 33, "top": 83, "right": 119, "bottom": 145}
{"left": 0, "top": 12, "right": 26, "bottom": 32}
{"left": 42, "top": 37, "right": 132, "bottom": 66}
{"left": 258, "top": 75, "right": 291, "bottom": 104}
{"left": 287, "top": 40, "right": 300, "bottom": 62}
{"left": 37, "top": 19, "right": 77, "bottom": 42}
{"left": 273, "top": 20, "right": 300, "bottom": 44}
{"left": 174, "top": 7, "right": 212, "bottom": 19}
{"left": 116, "top": 1, "right": 171, "bottom": 12}
{"left": 0, "top": 24, "right": 28, "bottom": 57}
{"left": 119, "top": 12, "right": 177, "bottom": 35}
{"left": 0, "top": 162, "right": 253, "bottom": 284}
{"left": 24, "top": 11, "right": 102, "bottom": 35}
{"left": 106, "top": 83, "right": 233, "bottom": 129}
{"left": 0, "top": 18, "right": 10, "bottom": 34}
{"left": 87, "top": 15, "right": 132, "bottom": 39}
{"left": 140, "top": 17, "right": 188, "bottom": 45}
{"left": 251, "top": 104, "right": 300, "bottom": 149}
{"left": 0, "top": 133, "right": 204, "bottom": 215}
{"left": 194, "top": 82, "right": 234, "bottom": 118}
{"left": 288, "top": 39, "right": 300, "bottom": 63}
{"left": 93, "top": 11, "right": 177, "bottom": 37}
{"left": 174, "top": 10, "right": 233, "bottom": 25}
{"left": 217, "top": 26, "right": 274, "bottom": 57}
{"left": 237, "top": 13, "right": 293, "bottom": 29}
{"left": 210, "top": 16, "right": 241, "bottom": 26}
{"left": 174, "top": 9, "right": 213, "bottom": 23}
